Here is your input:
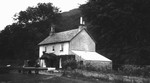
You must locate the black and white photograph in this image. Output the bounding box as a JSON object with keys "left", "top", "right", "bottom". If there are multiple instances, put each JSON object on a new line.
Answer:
{"left": 0, "top": 0, "right": 150, "bottom": 83}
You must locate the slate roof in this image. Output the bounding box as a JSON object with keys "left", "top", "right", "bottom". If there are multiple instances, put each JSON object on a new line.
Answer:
{"left": 39, "top": 29, "right": 80, "bottom": 45}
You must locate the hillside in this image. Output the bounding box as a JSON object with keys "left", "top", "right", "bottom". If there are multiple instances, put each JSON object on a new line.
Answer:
{"left": 56, "top": 8, "right": 82, "bottom": 31}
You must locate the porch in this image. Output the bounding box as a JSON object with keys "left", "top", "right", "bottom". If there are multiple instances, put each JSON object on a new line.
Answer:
{"left": 40, "top": 52, "right": 75, "bottom": 69}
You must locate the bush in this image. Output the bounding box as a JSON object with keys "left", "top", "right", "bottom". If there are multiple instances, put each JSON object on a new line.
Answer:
{"left": 62, "top": 59, "right": 77, "bottom": 70}
{"left": 120, "top": 65, "right": 150, "bottom": 77}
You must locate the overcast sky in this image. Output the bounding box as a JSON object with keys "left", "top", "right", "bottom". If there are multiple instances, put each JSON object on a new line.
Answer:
{"left": 0, "top": 0, "right": 87, "bottom": 30}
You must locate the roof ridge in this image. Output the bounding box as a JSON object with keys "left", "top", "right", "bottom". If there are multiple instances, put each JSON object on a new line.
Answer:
{"left": 56, "top": 28, "right": 79, "bottom": 34}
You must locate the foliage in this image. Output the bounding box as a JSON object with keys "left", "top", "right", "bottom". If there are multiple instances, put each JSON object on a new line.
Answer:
{"left": 80, "top": 0, "right": 150, "bottom": 65}
{"left": 62, "top": 59, "right": 77, "bottom": 70}
{"left": 78, "top": 63, "right": 150, "bottom": 77}
{"left": 1, "top": 0, "right": 150, "bottom": 67}
{"left": 0, "top": 3, "right": 61, "bottom": 60}
{"left": 119, "top": 65, "right": 150, "bottom": 77}
{"left": 58, "top": 9, "right": 81, "bottom": 31}
{"left": 14, "top": 3, "right": 60, "bottom": 24}
{"left": 0, "top": 60, "right": 24, "bottom": 67}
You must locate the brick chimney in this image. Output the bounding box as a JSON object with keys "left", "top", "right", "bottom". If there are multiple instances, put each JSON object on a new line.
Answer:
{"left": 78, "top": 17, "right": 87, "bottom": 31}
{"left": 49, "top": 25, "right": 55, "bottom": 36}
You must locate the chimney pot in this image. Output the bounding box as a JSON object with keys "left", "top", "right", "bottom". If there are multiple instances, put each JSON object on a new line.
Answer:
{"left": 49, "top": 25, "right": 55, "bottom": 36}
{"left": 78, "top": 17, "right": 87, "bottom": 31}
{"left": 80, "top": 17, "right": 83, "bottom": 24}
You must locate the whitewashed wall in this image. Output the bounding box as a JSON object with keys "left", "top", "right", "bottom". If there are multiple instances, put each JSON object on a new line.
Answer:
{"left": 39, "top": 42, "right": 69, "bottom": 57}
{"left": 39, "top": 42, "right": 69, "bottom": 67}
{"left": 70, "top": 30, "right": 95, "bottom": 53}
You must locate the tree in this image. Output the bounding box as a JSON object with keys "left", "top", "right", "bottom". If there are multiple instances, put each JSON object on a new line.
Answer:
{"left": 0, "top": 2, "right": 61, "bottom": 60}
{"left": 14, "top": 3, "right": 60, "bottom": 25}
{"left": 80, "top": 0, "right": 150, "bottom": 65}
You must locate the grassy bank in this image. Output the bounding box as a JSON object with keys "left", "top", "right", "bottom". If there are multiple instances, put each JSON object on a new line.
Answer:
{"left": 62, "top": 69, "right": 150, "bottom": 83}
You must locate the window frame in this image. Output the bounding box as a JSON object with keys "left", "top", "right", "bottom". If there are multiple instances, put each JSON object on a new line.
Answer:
{"left": 52, "top": 46, "right": 55, "bottom": 51}
{"left": 60, "top": 44, "right": 64, "bottom": 52}
{"left": 45, "top": 46, "right": 47, "bottom": 52}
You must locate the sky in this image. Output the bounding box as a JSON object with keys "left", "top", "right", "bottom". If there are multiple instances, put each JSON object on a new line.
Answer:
{"left": 0, "top": 0, "right": 88, "bottom": 30}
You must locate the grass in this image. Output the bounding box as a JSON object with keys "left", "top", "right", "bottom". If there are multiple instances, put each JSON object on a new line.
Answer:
{"left": 62, "top": 69, "right": 150, "bottom": 83}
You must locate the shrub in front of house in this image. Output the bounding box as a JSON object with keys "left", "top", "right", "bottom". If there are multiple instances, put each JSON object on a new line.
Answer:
{"left": 62, "top": 59, "right": 77, "bottom": 70}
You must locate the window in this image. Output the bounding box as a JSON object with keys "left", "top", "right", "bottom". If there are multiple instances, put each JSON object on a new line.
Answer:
{"left": 45, "top": 46, "right": 47, "bottom": 52}
{"left": 52, "top": 46, "right": 55, "bottom": 51}
{"left": 60, "top": 44, "right": 63, "bottom": 51}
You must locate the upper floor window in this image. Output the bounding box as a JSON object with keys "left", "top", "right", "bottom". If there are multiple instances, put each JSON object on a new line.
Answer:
{"left": 45, "top": 46, "right": 47, "bottom": 52}
{"left": 52, "top": 46, "right": 55, "bottom": 51}
{"left": 60, "top": 44, "right": 63, "bottom": 51}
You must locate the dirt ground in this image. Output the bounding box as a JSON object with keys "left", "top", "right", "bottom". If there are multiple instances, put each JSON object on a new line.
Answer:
{"left": 0, "top": 72, "right": 111, "bottom": 83}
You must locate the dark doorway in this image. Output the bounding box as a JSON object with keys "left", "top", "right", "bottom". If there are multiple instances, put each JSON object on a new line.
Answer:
{"left": 45, "top": 58, "right": 57, "bottom": 67}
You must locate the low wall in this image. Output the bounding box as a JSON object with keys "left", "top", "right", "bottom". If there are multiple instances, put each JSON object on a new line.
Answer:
{"left": 84, "top": 60, "right": 112, "bottom": 70}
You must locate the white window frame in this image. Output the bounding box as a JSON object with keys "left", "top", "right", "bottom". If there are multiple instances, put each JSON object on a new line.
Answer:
{"left": 60, "top": 44, "right": 63, "bottom": 52}
{"left": 45, "top": 46, "right": 47, "bottom": 52}
{"left": 52, "top": 46, "right": 55, "bottom": 51}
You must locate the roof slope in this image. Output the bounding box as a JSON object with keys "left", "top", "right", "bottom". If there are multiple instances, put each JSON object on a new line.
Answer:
{"left": 39, "top": 29, "right": 79, "bottom": 45}
{"left": 72, "top": 50, "right": 111, "bottom": 61}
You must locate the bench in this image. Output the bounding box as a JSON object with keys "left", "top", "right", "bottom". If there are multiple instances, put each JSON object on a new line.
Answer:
{"left": 18, "top": 67, "right": 48, "bottom": 74}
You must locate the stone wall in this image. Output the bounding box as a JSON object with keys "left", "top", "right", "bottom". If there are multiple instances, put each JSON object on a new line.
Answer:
{"left": 84, "top": 60, "right": 112, "bottom": 70}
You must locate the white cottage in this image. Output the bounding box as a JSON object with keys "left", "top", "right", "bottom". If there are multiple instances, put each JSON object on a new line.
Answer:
{"left": 38, "top": 18, "right": 112, "bottom": 69}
